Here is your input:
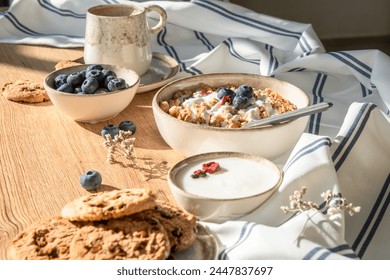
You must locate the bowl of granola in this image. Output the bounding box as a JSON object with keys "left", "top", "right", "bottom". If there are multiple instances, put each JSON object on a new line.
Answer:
{"left": 44, "top": 64, "right": 139, "bottom": 124}
{"left": 168, "top": 151, "right": 283, "bottom": 223}
{"left": 152, "top": 73, "right": 309, "bottom": 159}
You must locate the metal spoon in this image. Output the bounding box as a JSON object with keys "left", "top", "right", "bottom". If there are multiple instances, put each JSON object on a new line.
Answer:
{"left": 242, "top": 102, "right": 333, "bottom": 128}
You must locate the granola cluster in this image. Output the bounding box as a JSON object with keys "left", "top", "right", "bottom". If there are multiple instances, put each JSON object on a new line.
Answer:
{"left": 159, "top": 83, "right": 297, "bottom": 128}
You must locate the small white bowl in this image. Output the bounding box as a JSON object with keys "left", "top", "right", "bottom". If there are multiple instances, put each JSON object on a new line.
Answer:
{"left": 168, "top": 151, "right": 283, "bottom": 223}
{"left": 152, "top": 73, "right": 309, "bottom": 160}
{"left": 44, "top": 64, "right": 139, "bottom": 124}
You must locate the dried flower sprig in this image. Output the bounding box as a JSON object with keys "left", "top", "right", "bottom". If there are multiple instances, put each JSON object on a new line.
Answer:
{"left": 281, "top": 186, "right": 361, "bottom": 217}
{"left": 103, "top": 130, "right": 138, "bottom": 167}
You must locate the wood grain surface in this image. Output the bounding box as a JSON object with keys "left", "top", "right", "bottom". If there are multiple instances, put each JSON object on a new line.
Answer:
{"left": 0, "top": 43, "right": 185, "bottom": 259}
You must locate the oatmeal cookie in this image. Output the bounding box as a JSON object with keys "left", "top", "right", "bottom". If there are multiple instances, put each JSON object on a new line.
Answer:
{"left": 54, "top": 59, "right": 83, "bottom": 70}
{"left": 1, "top": 79, "right": 49, "bottom": 103}
{"left": 69, "top": 216, "right": 171, "bottom": 260}
{"left": 134, "top": 200, "right": 197, "bottom": 252}
{"left": 61, "top": 188, "right": 156, "bottom": 222}
{"left": 7, "top": 216, "right": 86, "bottom": 260}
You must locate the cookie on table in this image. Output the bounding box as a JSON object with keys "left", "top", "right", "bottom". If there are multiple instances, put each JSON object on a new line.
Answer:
{"left": 134, "top": 200, "right": 197, "bottom": 253}
{"left": 69, "top": 216, "right": 171, "bottom": 260}
{"left": 1, "top": 79, "right": 49, "bottom": 103}
{"left": 7, "top": 216, "right": 86, "bottom": 260}
{"left": 61, "top": 188, "right": 156, "bottom": 222}
{"left": 54, "top": 59, "right": 83, "bottom": 70}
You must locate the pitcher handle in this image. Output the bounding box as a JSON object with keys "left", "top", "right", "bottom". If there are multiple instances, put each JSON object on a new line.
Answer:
{"left": 145, "top": 4, "right": 167, "bottom": 34}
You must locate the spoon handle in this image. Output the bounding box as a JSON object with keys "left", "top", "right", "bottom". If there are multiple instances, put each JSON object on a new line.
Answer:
{"left": 242, "top": 102, "right": 333, "bottom": 128}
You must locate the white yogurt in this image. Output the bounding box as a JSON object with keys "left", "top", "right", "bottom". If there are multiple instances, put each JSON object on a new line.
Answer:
{"left": 175, "top": 156, "right": 281, "bottom": 199}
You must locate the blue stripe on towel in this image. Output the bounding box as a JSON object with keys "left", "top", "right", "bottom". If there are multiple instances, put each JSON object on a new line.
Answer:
{"left": 361, "top": 83, "right": 373, "bottom": 98}
{"left": 193, "top": 0, "right": 302, "bottom": 40}
{"left": 308, "top": 73, "right": 327, "bottom": 135}
{"left": 194, "top": 31, "right": 214, "bottom": 51}
{"left": 304, "top": 244, "right": 358, "bottom": 260}
{"left": 38, "top": 0, "right": 85, "bottom": 18}
{"left": 332, "top": 103, "right": 377, "bottom": 170}
{"left": 303, "top": 247, "right": 322, "bottom": 260}
{"left": 265, "top": 44, "right": 279, "bottom": 74}
{"left": 156, "top": 27, "right": 188, "bottom": 73}
{"left": 328, "top": 52, "right": 372, "bottom": 79}
{"left": 3, "top": 12, "right": 43, "bottom": 36}
{"left": 223, "top": 38, "right": 260, "bottom": 65}
{"left": 218, "top": 222, "right": 257, "bottom": 260}
{"left": 353, "top": 174, "right": 390, "bottom": 258}
{"left": 283, "top": 137, "right": 331, "bottom": 172}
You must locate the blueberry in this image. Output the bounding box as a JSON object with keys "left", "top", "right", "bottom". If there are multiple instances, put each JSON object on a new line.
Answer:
{"left": 101, "top": 124, "right": 119, "bottom": 138}
{"left": 86, "top": 64, "right": 103, "bottom": 72}
{"left": 54, "top": 74, "right": 68, "bottom": 89}
{"left": 107, "top": 78, "right": 127, "bottom": 92}
{"left": 233, "top": 96, "right": 250, "bottom": 110}
{"left": 217, "top": 87, "right": 235, "bottom": 100}
{"left": 86, "top": 69, "right": 105, "bottom": 85}
{"left": 235, "top": 85, "right": 254, "bottom": 99}
{"left": 81, "top": 77, "right": 99, "bottom": 94}
{"left": 104, "top": 75, "right": 116, "bottom": 88}
{"left": 79, "top": 170, "right": 102, "bottom": 191}
{"left": 118, "top": 120, "right": 136, "bottom": 134}
{"left": 57, "top": 83, "right": 74, "bottom": 93}
{"left": 102, "top": 68, "right": 116, "bottom": 79}
{"left": 66, "top": 71, "right": 85, "bottom": 87}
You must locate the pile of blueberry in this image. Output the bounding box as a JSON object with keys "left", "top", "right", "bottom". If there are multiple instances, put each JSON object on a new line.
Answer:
{"left": 217, "top": 85, "right": 254, "bottom": 110}
{"left": 54, "top": 64, "right": 127, "bottom": 94}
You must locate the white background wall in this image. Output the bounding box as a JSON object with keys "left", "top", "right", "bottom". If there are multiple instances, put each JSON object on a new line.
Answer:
{"left": 231, "top": 0, "right": 390, "bottom": 39}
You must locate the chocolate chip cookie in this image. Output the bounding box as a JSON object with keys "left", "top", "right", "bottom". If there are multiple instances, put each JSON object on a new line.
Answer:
{"left": 134, "top": 200, "right": 197, "bottom": 253}
{"left": 69, "top": 216, "right": 171, "bottom": 260}
{"left": 8, "top": 216, "right": 86, "bottom": 260}
{"left": 61, "top": 188, "right": 156, "bottom": 222}
{"left": 1, "top": 79, "right": 49, "bottom": 103}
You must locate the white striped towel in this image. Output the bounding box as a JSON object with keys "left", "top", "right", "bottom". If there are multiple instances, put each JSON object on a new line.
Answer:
{"left": 0, "top": 0, "right": 389, "bottom": 260}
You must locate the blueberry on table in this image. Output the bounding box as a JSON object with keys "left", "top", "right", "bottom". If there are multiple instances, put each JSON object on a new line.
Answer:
{"left": 54, "top": 74, "right": 68, "bottom": 88}
{"left": 107, "top": 78, "right": 127, "bottom": 92}
{"left": 66, "top": 71, "right": 85, "bottom": 87}
{"left": 119, "top": 120, "right": 136, "bottom": 134}
{"left": 79, "top": 170, "right": 102, "bottom": 191}
{"left": 235, "top": 85, "right": 254, "bottom": 99}
{"left": 217, "top": 87, "right": 235, "bottom": 100}
{"left": 81, "top": 77, "right": 99, "bottom": 94}
{"left": 57, "top": 83, "right": 74, "bottom": 93}
{"left": 101, "top": 124, "right": 120, "bottom": 138}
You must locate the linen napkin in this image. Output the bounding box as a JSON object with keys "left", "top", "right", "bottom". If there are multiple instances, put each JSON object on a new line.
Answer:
{"left": 0, "top": 0, "right": 389, "bottom": 260}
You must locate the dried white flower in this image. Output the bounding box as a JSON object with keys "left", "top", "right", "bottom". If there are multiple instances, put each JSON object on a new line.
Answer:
{"left": 281, "top": 186, "right": 361, "bottom": 217}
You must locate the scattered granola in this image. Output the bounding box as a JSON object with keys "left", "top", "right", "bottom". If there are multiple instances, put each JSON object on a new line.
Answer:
{"left": 281, "top": 186, "right": 361, "bottom": 216}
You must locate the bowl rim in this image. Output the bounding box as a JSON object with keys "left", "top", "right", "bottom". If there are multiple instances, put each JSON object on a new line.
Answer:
{"left": 152, "top": 72, "right": 310, "bottom": 132}
{"left": 44, "top": 64, "right": 140, "bottom": 97}
{"left": 167, "top": 151, "right": 283, "bottom": 202}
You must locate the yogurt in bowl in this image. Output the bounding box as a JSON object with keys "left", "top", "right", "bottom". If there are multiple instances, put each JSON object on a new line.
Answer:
{"left": 168, "top": 152, "right": 282, "bottom": 223}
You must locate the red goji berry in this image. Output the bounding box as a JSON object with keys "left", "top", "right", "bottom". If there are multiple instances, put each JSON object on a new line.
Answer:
{"left": 202, "top": 161, "right": 220, "bottom": 174}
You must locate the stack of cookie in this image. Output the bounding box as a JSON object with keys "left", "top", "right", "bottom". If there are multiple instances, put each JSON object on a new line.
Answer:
{"left": 7, "top": 188, "right": 197, "bottom": 260}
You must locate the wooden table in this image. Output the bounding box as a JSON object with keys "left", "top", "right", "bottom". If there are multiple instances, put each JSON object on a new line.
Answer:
{"left": 0, "top": 43, "right": 185, "bottom": 259}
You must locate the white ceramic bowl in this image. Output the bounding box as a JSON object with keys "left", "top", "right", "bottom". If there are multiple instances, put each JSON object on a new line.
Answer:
{"left": 168, "top": 151, "right": 283, "bottom": 223}
{"left": 44, "top": 64, "right": 139, "bottom": 124}
{"left": 152, "top": 73, "right": 309, "bottom": 159}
